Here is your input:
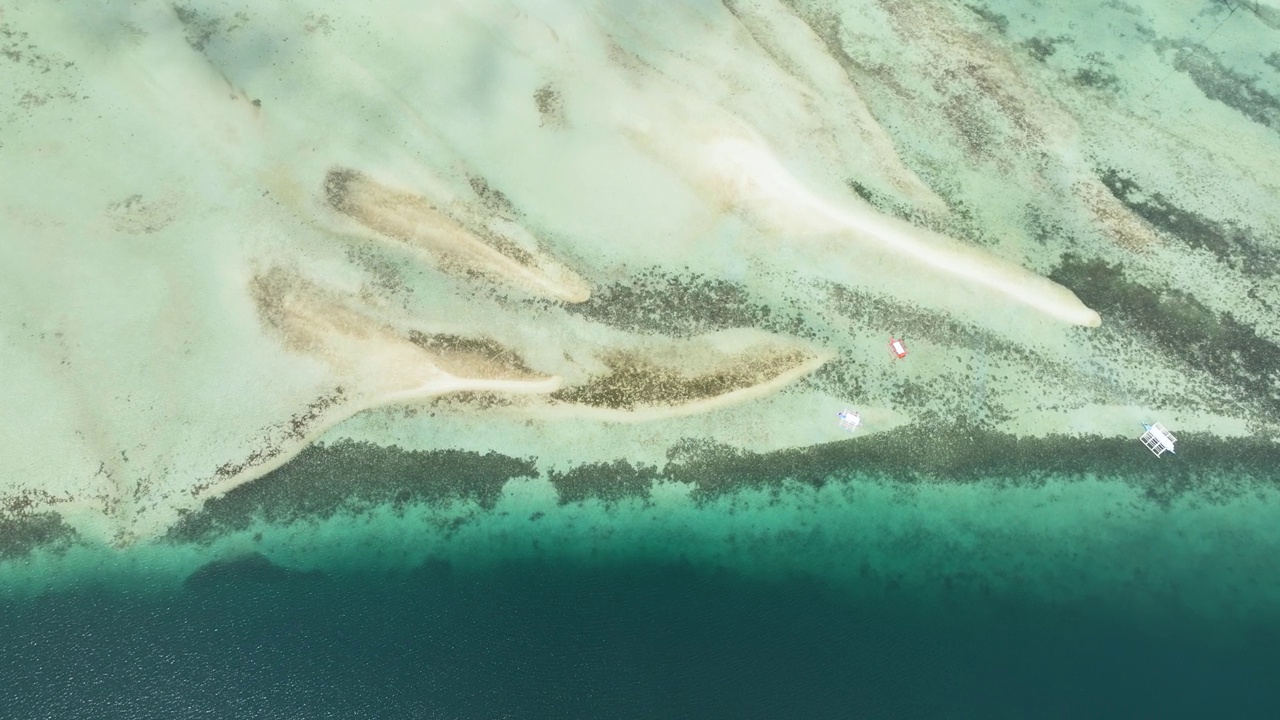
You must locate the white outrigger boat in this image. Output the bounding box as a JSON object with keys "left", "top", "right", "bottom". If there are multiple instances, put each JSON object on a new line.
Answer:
{"left": 1139, "top": 422, "right": 1177, "bottom": 457}
{"left": 837, "top": 408, "right": 862, "bottom": 432}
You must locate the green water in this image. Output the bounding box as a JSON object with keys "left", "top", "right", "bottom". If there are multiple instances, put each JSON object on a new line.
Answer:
{"left": 9, "top": 453, "right": 1280, "bottom": 634}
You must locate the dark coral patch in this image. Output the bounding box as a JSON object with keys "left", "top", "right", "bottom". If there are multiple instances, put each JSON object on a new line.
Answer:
{"left": 963, "top": 3, "right": 1009, "bottom": 34}
{"left": 845, "top": 179, "right": 879, "bottom": 205}
{"left": 166, "top": 440, "right": 539, "bottom": 543}
{"left": 533, "top": 83, "right": 566, "bottom": 128}
{"left": 564, "top": 270, "right": 774, "bottom": 337}
{"left": 1172, "top": 43, "right": 1280, "bottom": 130}
{"left": 323, "top": 168, "right": 360, "bottom": 215}
{"left": 1098, "top": 169, "right": 1279, "bottom": 275}
{"left": 1023, "top": 35, "right": 1069, "bottom": 62}
{"left": 1072, "top": 53, "right": 1121, "bottom": 92}
{"left": 1050, "top": 254, "right": 1280, "bottom": 418}
{"left": 547, "top": 460, "right": 660, "bottom": 505}
{"left": 0, "top": 511, "right": 78, "bottom": 561}
{"left": 184, "top": 552, "right": 322, "bottom": 589}
{"left": 406, "top": 331, "right": 540, "bottom": 379}
{"left": 172, "top": 5, "right": 222, "bottom": 52}
{"left": 469, "top": 176, "right": 519, "bottom": 216}
{"left": 550, "top": 348, "right": 814, "bottom": 411}
{"left": 663, "top": 424, "right": 1280, "bottom": 508}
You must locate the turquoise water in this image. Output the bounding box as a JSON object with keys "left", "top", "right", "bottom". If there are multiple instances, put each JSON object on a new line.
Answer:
{"left": 4, "top": 441, "right": 1280, "bottom": 716}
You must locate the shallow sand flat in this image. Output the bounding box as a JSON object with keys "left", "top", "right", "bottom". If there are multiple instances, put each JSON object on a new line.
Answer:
{"left": 1, "top": 0, "right": 1278, "bottom": 541}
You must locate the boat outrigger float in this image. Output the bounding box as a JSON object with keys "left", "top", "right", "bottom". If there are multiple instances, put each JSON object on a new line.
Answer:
{"left": 1139, "top": 422, "right": 1177, "bottom": 457}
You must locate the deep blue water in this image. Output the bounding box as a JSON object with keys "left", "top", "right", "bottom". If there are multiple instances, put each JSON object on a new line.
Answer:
{"left": 2, "top": 547, "right": 1278, "bottom": 718}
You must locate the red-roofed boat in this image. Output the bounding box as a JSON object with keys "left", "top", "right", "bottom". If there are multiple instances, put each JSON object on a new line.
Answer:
{"left": 888, "top": 336, "right": 908, "bottom": 359}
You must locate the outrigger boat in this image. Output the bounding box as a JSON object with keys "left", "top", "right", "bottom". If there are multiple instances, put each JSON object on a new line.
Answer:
{"left": 1139, "top": 422, "right": 1177, "bottom": 457}
{"left": 837, "top": 408, "right": 862, "bottom": 432}
{"left": 888, "top": 335, "right": 908, "bottom": 360}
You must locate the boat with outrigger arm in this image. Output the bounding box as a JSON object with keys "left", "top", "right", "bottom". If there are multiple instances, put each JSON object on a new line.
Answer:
{"left": 1139, "top": 422, "right": 1177, "bottom": 457}
{"left": 837, "top": 408, "right": 862, "bottom": 432}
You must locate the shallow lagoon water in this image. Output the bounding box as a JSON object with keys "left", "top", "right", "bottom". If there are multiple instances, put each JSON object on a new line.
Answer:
{"left": 4, "top": 0, "right": 1279, "bottom": 537}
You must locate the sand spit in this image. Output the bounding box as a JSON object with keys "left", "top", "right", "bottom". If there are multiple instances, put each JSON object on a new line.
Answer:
{"left": 601, "top": 19, "right": 1104, "bottom": 328}
{"left": 249, "top": 267, "right": 561, "bottom": 395}
{"left": 323, "top": 168, "right": 591, "bottom": 303}
{"left": 190, "top": 268, "right": 569, "bottom": 505}
{"left": 685, "top": 131, "right": 1102, "bottom": 327}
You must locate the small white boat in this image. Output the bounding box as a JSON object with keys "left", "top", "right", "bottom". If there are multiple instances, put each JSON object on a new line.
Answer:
{"left": 1139, "top": 422, "right": 1176, "bottom": 457}
{"left": 837, "top": 408, "right": 862, "bottom": 432}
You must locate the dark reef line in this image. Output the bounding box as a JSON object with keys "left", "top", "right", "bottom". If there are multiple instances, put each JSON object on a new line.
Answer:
{"left": 149, "top": 428, "right": 1280, "bottom": 546}
{"left": 5, "top": 423, "right": 1278, "bottom": 559}
{"left": 0, "top": 512, "right": 78, "bottom": 562}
